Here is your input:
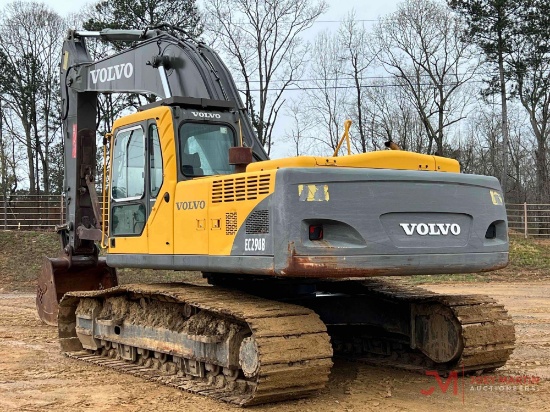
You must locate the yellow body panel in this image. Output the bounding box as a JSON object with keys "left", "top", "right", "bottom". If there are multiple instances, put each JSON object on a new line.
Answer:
{"left": 173, "top": 179, "right": 210, "bottom": 255}
{"left": 208, "top": 171, "right": 276, "bottom": 256}
{"left": 247, "top": 156, "right": 318, "bottom": 171}
{"left": 147, "top": 107, "right": 177, "bottom": 254}
{"left": 110, "top": 231, "right": 149, "bottom": 254}
{"left": 433, "top": 156, "right": 460, "bottom": 173}
{"left": 247, "top": 150, "right": 460, "bottom": 173}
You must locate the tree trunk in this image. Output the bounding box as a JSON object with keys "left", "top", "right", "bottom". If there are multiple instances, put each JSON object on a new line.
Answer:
{"left": 535, "top": 145, "right": 548, "bottom": 203}
{"left": 0, "top": 99, "right": 6, "bottom": 229}
{"left": 498, "top": 30, "right": 509, "bottom": 199}
{"left": 25, "top": 125, "right": 36, "bottom": 195}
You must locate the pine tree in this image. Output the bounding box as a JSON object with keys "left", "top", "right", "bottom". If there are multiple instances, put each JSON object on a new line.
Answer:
{"left": 84, "top": 0, "right": 202, "bottom": 38}
{"left": 448, "top": 0, "right": 520, "bottom": 197}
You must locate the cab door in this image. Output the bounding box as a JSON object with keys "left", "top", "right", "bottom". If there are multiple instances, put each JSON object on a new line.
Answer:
{"left": 109, "top": 124, "right": 148, "bottom": 254}
{"left": 146, "top": 121, "right": 175, "bottom": 254}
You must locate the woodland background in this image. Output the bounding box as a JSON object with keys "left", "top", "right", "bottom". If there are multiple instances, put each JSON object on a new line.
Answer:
{"left": 0, "top": 0, "right": 548, "bottom": 204}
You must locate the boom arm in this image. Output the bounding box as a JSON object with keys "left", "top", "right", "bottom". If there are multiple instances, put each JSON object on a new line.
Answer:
{"left": 59, "top": 28, "right": 268, "bottom": 258}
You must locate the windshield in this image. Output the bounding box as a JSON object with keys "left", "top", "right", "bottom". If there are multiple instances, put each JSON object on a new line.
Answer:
{"left": 179, "top": 123, "right": 235, "bottom": 177}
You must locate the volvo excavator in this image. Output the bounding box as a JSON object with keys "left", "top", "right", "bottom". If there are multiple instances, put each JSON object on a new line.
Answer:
{"left": 36, "top": 26, "right": 515, "bottom": 406}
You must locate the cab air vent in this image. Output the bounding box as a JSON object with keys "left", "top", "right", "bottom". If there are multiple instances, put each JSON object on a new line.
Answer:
{"left": 212, "top": 174, "right": 271, "bottom": 203}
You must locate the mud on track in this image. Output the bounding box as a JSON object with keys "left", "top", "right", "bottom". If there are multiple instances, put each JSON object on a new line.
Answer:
{"left": 1, "top": 282, "right": 549, "bottom": 412}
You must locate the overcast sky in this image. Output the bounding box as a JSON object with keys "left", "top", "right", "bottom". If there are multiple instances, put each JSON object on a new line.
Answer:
{"left": 40, "top": 0, "right": 403, "bottom": 28}
{"left": 38, "top": 0, "right": 405, "bottom": 158}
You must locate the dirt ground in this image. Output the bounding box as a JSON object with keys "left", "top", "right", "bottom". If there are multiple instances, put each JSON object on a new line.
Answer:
{"left": 1, "top": 281, "right": 549, "bottom": 412}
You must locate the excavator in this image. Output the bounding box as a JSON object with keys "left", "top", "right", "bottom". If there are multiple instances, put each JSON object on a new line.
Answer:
{"left": 36, "top": 26, "right": 515, "bottom": 406}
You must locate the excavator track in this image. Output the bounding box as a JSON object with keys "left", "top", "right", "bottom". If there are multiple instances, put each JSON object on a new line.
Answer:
{"left": 58, "top": 283, "right": 333, "bottom": 406}
{"left": 57, "top": 280, "right": 515, "bottom": 405}
{"left": 328, "top": 279, "right": 515, "bottom": 374}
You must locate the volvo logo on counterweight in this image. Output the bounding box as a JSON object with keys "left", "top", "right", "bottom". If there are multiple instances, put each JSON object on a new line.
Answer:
{"left": 400, "top": 223, "right": 461, "bottom": 236}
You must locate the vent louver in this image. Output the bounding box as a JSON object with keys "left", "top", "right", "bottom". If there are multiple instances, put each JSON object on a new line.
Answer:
{"left": 212, "top": 174, "right": 271, "bottom": 203}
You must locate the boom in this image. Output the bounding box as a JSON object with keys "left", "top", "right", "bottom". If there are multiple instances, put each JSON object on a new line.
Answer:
{"left": 59, "top": 27, "right": 268, "bottom": 258}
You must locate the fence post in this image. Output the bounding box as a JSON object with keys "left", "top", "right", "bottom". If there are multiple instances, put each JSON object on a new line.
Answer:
{"left": 0, "top": 96, "right": 6, "bottom": 231}
{"left": 523, "top": 202, "right": 529, "bottom": 239}
{"left": 60, "top": 194, "right": 63, "bottom": 225}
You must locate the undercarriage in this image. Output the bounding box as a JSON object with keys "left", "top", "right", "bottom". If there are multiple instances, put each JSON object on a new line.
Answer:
{"left": 58, "top": 278, "right": 515, "bottom": 406}
{"left": 59, "top": 283, "right": 333, "bottom": 406}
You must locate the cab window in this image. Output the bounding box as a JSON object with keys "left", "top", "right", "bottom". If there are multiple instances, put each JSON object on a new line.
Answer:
{"left": 110, "top": 126, "right": 146, "bottom": 237}
{"left": 179, "top": 123, "right": 235, "bottom": 177}
{"left": 149, "top": 124, "right": 163, "bottom": 197}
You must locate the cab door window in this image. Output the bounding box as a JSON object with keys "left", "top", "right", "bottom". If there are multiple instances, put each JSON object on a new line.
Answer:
{"left": 111, "top": 126, "right": 146, "bottom": 236}
{"left": 112, "top": 126, "right": 145, "bottom": 200}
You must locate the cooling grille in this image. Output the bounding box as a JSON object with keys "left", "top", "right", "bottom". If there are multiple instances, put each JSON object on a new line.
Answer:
{"left": 212, "top": 174, "right": 271, "bottom": 203}
{"left": 245, "top": 210, "right": 270, "bottom": 234}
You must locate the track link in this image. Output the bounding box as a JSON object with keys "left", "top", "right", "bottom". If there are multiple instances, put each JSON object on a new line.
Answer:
{"left": 58, "top": 283, "right": 333, "bottom": 406}
{"left": 334, "top": 279, "right": 515, "bottom": 374}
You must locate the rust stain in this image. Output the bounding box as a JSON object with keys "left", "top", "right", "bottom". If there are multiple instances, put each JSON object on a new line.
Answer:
{"left": 281, "top": 242, "right": 399, "bottom": 278}
{"left": 284, "top": 256, "right": 398, "bottom": 278}
{"left": 279, "top": 242, "right": 507, "bottom": 278}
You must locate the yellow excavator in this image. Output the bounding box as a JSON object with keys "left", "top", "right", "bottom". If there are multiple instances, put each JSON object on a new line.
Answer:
{"left": 37, "top": 26, "right": 515, "bottom": 406}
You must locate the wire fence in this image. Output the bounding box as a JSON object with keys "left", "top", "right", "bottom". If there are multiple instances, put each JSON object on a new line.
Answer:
{"left": 0, "top": 195, "right": 63, "bottom": 230}
{"left": 1, "top": 195, "right": 550, "bottom": 238}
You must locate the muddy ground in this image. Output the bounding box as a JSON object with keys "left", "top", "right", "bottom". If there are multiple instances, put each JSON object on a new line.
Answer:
{"left": 1, "top": 281, "right": 549, "bottom": 412}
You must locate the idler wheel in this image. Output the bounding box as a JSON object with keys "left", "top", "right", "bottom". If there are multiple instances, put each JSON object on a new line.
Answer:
{"left": 239, "top": 336, "right": 260, "bottom": 378}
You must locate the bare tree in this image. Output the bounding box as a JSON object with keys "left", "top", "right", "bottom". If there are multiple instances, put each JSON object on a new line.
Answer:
{"left": 506, "top": 107, "right": 535, "bottom": 203}
{"left": 300, "top": 30, "right": 350, "bottom": 153}
{"left": 507, "top": 2, "right": 550, "bottom": 203}
{"left": 282, "top": 99, "right": 315, "bottom": 156}
{"left": 0, "top": 103, "right": 28, "bottom": 195}
{"left": 0, "top": 97, "right": 21, "bottom": 214}
{"left": 0, "top": 2, "right": 65, "bottom": 194}
{"left": 372, "top": 0, "right": 479, "bottom": 155}
{"left": 203, "top": 0, "right": 327, "bottom": 154}
{"left": 363, "top": 80, "right": 427, "bottom": 152}
{"left": 456, "top": 101, "right": 535, "bottom": 203}
{"left": 338, "top": 12, "right": 377, "bottom": 153}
